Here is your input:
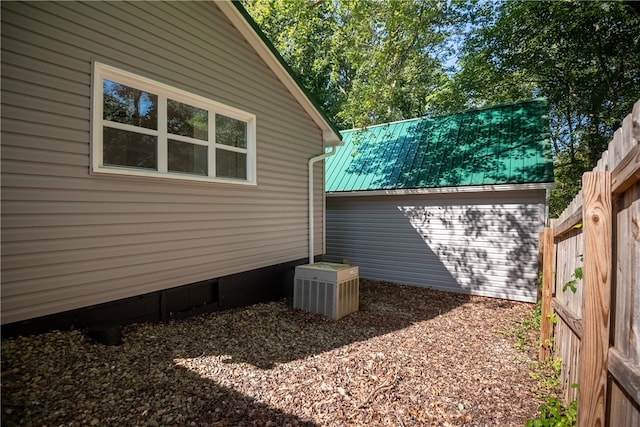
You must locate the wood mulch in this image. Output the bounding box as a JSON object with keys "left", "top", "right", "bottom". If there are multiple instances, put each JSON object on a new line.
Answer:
{"left": 1, "top": 280, "right": 543, "bottom": 426}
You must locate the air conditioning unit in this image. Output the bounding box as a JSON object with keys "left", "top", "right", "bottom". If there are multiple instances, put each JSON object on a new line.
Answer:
{"left": 294, "top": 262, "right": 359, "bottom": 320}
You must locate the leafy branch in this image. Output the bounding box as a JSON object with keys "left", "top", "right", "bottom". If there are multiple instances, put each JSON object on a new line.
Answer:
{"left": 562, "top": 254, "right": 583, "bottom": 293}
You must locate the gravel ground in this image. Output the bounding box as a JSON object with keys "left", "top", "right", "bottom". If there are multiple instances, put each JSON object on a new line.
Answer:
{"left": 1, "top": 280, "right": 542, "bottom": 426}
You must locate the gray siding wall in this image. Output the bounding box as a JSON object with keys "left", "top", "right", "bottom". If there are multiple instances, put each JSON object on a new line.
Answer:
{"left": 326, "top": 190, "right": 546, "bottom": 302}
{"left": 1, "top": 1, "right": 326, "bottom": 324}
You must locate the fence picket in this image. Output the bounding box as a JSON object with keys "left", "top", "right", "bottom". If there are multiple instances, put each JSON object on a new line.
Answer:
{"left": 577, "top": 171, "right": 612, "bottom": 427}
{"left": 539, "top": 228, "right": 554, "bottom": 361}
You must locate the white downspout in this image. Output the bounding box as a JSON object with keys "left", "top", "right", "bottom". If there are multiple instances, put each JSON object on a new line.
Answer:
{"left": 308, "top": 145, "right": 337, "bottom": 264}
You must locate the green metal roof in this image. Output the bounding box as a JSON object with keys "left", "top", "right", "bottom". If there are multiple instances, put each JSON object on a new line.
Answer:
{"left": 326, "top": 100, "right": 554, "bottom": 192}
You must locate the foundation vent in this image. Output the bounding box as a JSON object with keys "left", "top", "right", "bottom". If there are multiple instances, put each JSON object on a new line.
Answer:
{"left": 294, "top": 263, "right": 359, "bottom": 320}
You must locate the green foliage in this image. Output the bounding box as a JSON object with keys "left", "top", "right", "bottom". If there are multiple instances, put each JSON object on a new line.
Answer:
{"left": 243, "top": 0, "right": 467, "bottom": 129}
{"left": 562, "top": 255, "right": 584, "bottom": 293}
{"left": 501, "top": 301, "right": 577, "bottom": 425}
{"left": 500, "top": 295, "right": 577, "bottom": 426}
{"left": 529, "top": 357, "right": 562, "bottom": 392}
{"left": 562, "top": 279, "right": 577, "bottom": 294}
{"left": 536, "top": 270, "right": 543, "bottom": 290}
{"left": 526, "top": 348, "right": 577, "bottom": 426}
{"left": 526, "top": 384, "right": 578, "bottom": 427}
{"left": 243, "top": 0, "right": 640, "bottom": 216}
{"left": 457, "top": 0, "right": 640, "bottom": 216}
{"left": 496, "top": 300, "right": 541, "bottom": 353}
{"left": 526, "top": 396, "right": 577, "bottom": 427}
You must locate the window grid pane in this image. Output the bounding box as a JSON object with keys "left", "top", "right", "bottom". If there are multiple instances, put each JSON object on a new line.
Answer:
{"left": 216, "top": 114, "right": 247, "bottom": 148}
{"left": 168, "top": 140, "right": 208, "bottom": 176}
{"left": 167, "top": 99, "right": 208, "bottom": 141}
{"left": 216, "top": 148, "right": 247, "bottom": 179}
{"left": 103, "top": 80, "right": 158, "bottom": 130}
{"left": 103, "top": 127, "right": 157, "bottom": 170}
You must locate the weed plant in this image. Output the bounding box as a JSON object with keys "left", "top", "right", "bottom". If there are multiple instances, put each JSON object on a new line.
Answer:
{"left": 503, "top": 301, "right": 577, "bottom": 426}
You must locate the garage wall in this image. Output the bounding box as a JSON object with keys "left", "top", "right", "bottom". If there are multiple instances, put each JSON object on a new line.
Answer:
{"left": 326, "top": 190, "right": 547, "bottom": 302}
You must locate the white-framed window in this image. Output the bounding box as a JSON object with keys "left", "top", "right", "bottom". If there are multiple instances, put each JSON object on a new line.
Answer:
{"left": 91, "top": 62, "right": 256, "bottom": 184}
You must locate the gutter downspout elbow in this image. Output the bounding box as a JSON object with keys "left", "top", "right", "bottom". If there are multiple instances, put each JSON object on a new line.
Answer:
{"left": 308, "top": 145, "right": 337, "bottom": 265}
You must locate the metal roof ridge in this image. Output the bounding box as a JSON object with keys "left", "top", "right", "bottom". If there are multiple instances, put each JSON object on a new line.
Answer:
{"left": 340, "top": 98, "right": 549, "bottom": 134}
{"left": 340, "top": 116, "right": 429, "bottom": 133}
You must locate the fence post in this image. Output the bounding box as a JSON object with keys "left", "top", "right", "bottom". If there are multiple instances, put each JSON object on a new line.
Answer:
{"left": 577, "top": 171, "right": 612, "bottom": 427}
{"left": 539, "top": 227, "right": 554, "bottom": 361}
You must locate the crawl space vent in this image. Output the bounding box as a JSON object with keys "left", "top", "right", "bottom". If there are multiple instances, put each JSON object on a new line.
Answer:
{"left": 294, "top": 263, "right": 359, "bottom": 320}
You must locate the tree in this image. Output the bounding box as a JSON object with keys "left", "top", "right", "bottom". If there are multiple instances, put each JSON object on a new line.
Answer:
{"left": 243, "top": 0, "right": 463, "bottom": 129}
{"left": 455, "top": 0, "right": 640, "bottom": 215}
{"left": 243, "top": 0, "right": 640, "bottom": 215}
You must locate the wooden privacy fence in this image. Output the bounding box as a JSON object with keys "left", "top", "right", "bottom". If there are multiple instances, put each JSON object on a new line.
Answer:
{"left": 538, "top": 99, "right": 640, "bottom": 426}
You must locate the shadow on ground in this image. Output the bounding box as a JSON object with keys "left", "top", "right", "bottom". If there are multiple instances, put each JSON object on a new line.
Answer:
{"left": 167, "top": 279, "right": 470, "bottom": 370}
{"left": 1, "top": 280, "right": 470, "bottom": 425}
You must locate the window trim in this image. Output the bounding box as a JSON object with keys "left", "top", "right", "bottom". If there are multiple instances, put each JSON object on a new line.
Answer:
{"left": 91, "top": 61, "right": 257, "bottom": 185}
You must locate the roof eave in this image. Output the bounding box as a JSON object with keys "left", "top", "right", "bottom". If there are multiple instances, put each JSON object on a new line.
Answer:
{"left": 326, "top": 182, "right": 556, "bottom": 197}
{"left": 218, "top": 1, "right": 342, "bottom": 147}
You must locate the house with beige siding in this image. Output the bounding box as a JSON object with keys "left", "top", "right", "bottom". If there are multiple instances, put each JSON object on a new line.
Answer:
{"left": 1, "top": 1, "right": 341, "bottom": 335}
{"left": 325, "top": 100, "right": 554, "bottom": 303}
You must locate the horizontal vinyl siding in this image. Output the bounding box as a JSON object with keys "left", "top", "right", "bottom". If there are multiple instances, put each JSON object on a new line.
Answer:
{"left": 1, "top": 1, "right": 326, "bottom": 323}
{"left": 326, "top": 191, "right": 546, "bottom": 302}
